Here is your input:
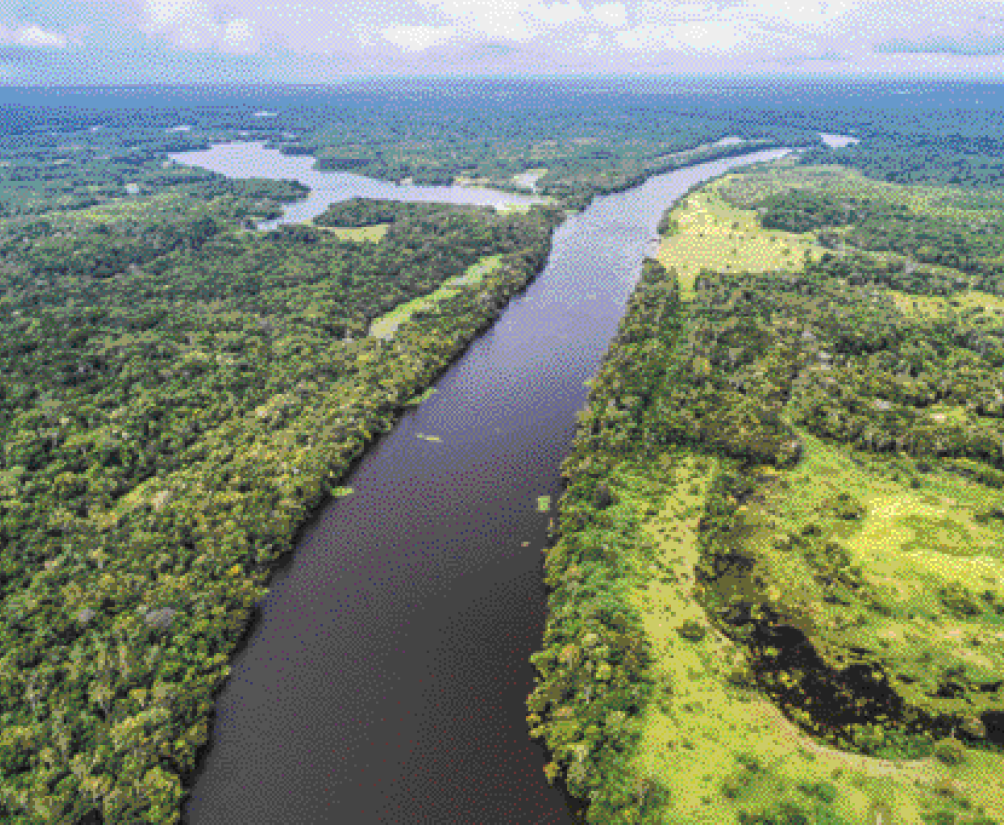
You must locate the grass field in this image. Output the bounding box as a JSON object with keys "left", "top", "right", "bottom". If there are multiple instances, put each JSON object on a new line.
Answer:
{"left": 636, "top": 163, "right": 1004, "bottom": 822}
{"left": 719, "top": 159, "right": 1004, "bottom": 224}
{"left": 893, "top": 288, "right": 1004, "bottom": 321}
{"left": 369, "top": 254, "right": 503, "bottom": 339}
{"left": 322, "top": 223, "right": 390, "bottom": 242}
{"left": 602, "top": 447, "right": 1004, "bottom": 824}
{"left": 581, "top": 449, "right": 1004, "bottom": 824}
{"left": 656, "top": 176, "right": 824, "bottom": 298}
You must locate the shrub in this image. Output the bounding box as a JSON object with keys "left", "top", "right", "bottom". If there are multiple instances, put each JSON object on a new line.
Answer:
{"left": 933, "top": 737, "right": 967, "bottom": 765}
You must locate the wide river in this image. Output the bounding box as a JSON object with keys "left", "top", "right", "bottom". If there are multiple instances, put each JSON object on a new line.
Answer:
{"left": 173, "top": 142, "right": 789, "bottom": 824}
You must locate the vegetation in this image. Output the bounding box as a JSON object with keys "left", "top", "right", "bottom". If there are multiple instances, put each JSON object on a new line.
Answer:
{"left": 533, "top": 163, "right": 1004, "bottom": 823}
{"left": 6, "top": 80, "right": 1004, "bottom": 824}
{"left": 0, "top": 187, "right": 560, "bottom": 821}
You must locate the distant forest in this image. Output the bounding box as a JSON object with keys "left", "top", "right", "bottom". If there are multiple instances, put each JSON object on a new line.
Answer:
{"left": 5, "top": 81, "right": 1004, "bottom": 217}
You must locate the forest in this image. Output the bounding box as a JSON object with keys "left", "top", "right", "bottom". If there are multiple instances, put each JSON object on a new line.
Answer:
{"left": 9, "top": 80, "right": 996, "bottom": 220}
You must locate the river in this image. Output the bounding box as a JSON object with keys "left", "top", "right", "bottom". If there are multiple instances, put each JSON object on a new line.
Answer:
{"left": 173, "top": 142, "right": 789, "bottom": 824}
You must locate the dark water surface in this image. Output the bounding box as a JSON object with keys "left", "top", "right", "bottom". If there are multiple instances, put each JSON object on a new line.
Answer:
{"left": 177, "top": 145, "right": 789, "bottom": 825}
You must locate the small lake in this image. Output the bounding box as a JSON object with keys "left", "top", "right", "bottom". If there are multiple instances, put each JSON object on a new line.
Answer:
{"left": 175, "top": 142, "right": 789, "bottom": 824}
{"left": 170, "top": 142, "right": 544, "bottom": 228}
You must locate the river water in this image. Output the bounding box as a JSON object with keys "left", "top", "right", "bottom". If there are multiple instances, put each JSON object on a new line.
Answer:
{"left": 173, "top": 143, "right": 789, "bottom": 824}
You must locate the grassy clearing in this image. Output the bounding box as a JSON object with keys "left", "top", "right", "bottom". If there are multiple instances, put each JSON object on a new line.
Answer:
{"left": 321, "top": 223, "right": 390, "bottom": 242}
{"left": 893, "top": 288, "right": 1004, "bottom": 321}
{"left": 453, "top": 174, "right": 493, "bottom": 187}
{"left": 369, "top": 254, "right": 503, "bottom": 339}
{"left": 635, "top": 164, "right": 1004, "bottom": 822}
{"left": 73, "top": 190, "right": 188, "bottom": 224}
{"left": 657, "top": 177, "right": 824, "bottom": 299}
{"left": 612, "top": 447, "right": 1004, "bottom": 824}
{"left": 704, "top": 430, "right": 1004, "bottom": 728}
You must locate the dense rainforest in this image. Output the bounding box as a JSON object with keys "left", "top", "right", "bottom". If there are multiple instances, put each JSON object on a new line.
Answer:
{"left": 6, "top": 80, "right": 1001, "bottom": 219}
{"left": 0, "top": 171, "right": 561, "bottom": 819}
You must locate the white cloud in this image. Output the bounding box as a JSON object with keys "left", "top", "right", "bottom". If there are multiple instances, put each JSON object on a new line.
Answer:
{"left": 221, "top": 17, "right": 257, "bottom": 52}
{"left": 420, "top": 0, "right": 522, "bottom": 40}
{"left": 531, "top": 0, "right": 585, "bottom": 27}
{"left": 140, "top": 0, "right": 265, "bottom": 52}
{"left": 0, "top": 23, "right": 69, "bottom": 48}
{"left": 591, "top": 2, "right": 627, "bottom": 27}
{"left": 615, "top": 18, "right": 743, "bottom": 52}
{"left": 14, "top": 0, "right": 1004, "bottom": 78}
{"left": 673, "top": 19, "right": 742, "bottom": 51}
{"left": 382, "top": 23, "right": 456, "bottom": 51}
{"left": 420, "top": 0, "right": 594, "bottom": 41}
{"left": 144, "top": 0, "right": 203, "bottom": 30}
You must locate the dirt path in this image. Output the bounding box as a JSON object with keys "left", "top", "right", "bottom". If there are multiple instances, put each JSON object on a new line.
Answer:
{"left": 758, "top": 701, "right": 935, "bottom": 777}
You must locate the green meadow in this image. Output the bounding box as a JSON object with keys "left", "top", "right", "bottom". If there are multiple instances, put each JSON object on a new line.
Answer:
{"left": 369, "top": 254, "right": 503, "bottom": 339}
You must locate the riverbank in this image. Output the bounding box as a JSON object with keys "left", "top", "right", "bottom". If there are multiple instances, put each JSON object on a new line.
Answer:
{"left": 180, "top": 148, "right": 789, "bottom": 825}
{"left": 173, "top": 206, "right": 563, "bottom": 799}
{"left": 532, "top": 168, "right": 1004, "bottom": 823}
{"left": 170, "top": 142, "right": 544, "bottom": 228}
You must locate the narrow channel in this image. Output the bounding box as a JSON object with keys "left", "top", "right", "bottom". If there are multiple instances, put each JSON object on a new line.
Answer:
{"left": 177, "top": 145, "right": 789, "bottom": 824}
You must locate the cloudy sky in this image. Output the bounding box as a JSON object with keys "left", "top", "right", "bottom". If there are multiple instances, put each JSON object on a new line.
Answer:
{"left": 3, "top": 0, "right": 1004, "bottom": 83}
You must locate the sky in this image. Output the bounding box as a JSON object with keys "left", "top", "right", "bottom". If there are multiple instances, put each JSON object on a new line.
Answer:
{"left": 2, "top": 0, "right": 1004, "bottom": 83}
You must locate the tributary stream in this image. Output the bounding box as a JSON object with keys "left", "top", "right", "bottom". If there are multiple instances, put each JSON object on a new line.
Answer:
{"left": 173, "top": 143, "right": 789, "bottom": 824}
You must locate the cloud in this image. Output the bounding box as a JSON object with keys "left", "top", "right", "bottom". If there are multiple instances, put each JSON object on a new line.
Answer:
{"left": 419, "top": 0, "right": 597, "bottom": 41}
{"left": 532, "top": 0, "right": 585, "bottom": 27}
{"left": 0, "top": 23, "right": 69, "bottom": 48}
{"left": 875, "top": 36, "right": 1004, "bottom": 55}
{"left": 616, "top": 19, "right": 744, "bottom": 53}
{"left": 145, "top": 0, "right": 201, "bottom": 29}
{"left": 767, "top": 48, "right": 851, "bottom": 64}
{"left": 591, "top": 2, "right": 627, "bottom": 27}
{"left": 382, "top": 23, "right": 456, "bottom": 51}
{"left": 8, "top": 0, "right": 1004, "bottom": 81}
{"left": 221, "top": 17, "right": 258, "bottom": 53}
{"left": 139, "top": 0, "right": 267, "bottom": 52}
{"left": 420, "top": 0, "right": 532, "bottom": 41}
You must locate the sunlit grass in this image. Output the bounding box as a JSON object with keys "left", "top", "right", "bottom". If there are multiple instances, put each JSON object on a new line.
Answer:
{"left": 613, "top": 447, "right": 1004, "bottom": 823}
{"left": 320, "top": 223, "right": 390, "bottom": 242}
{"left": 656, "top": 178, "right": 824, "bottom": 299}
{"left": 720, "top": 161, "right": 1004, "bottom": 223}
{"left": 369, "top": 254, "right": 503, "bottom": 339}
